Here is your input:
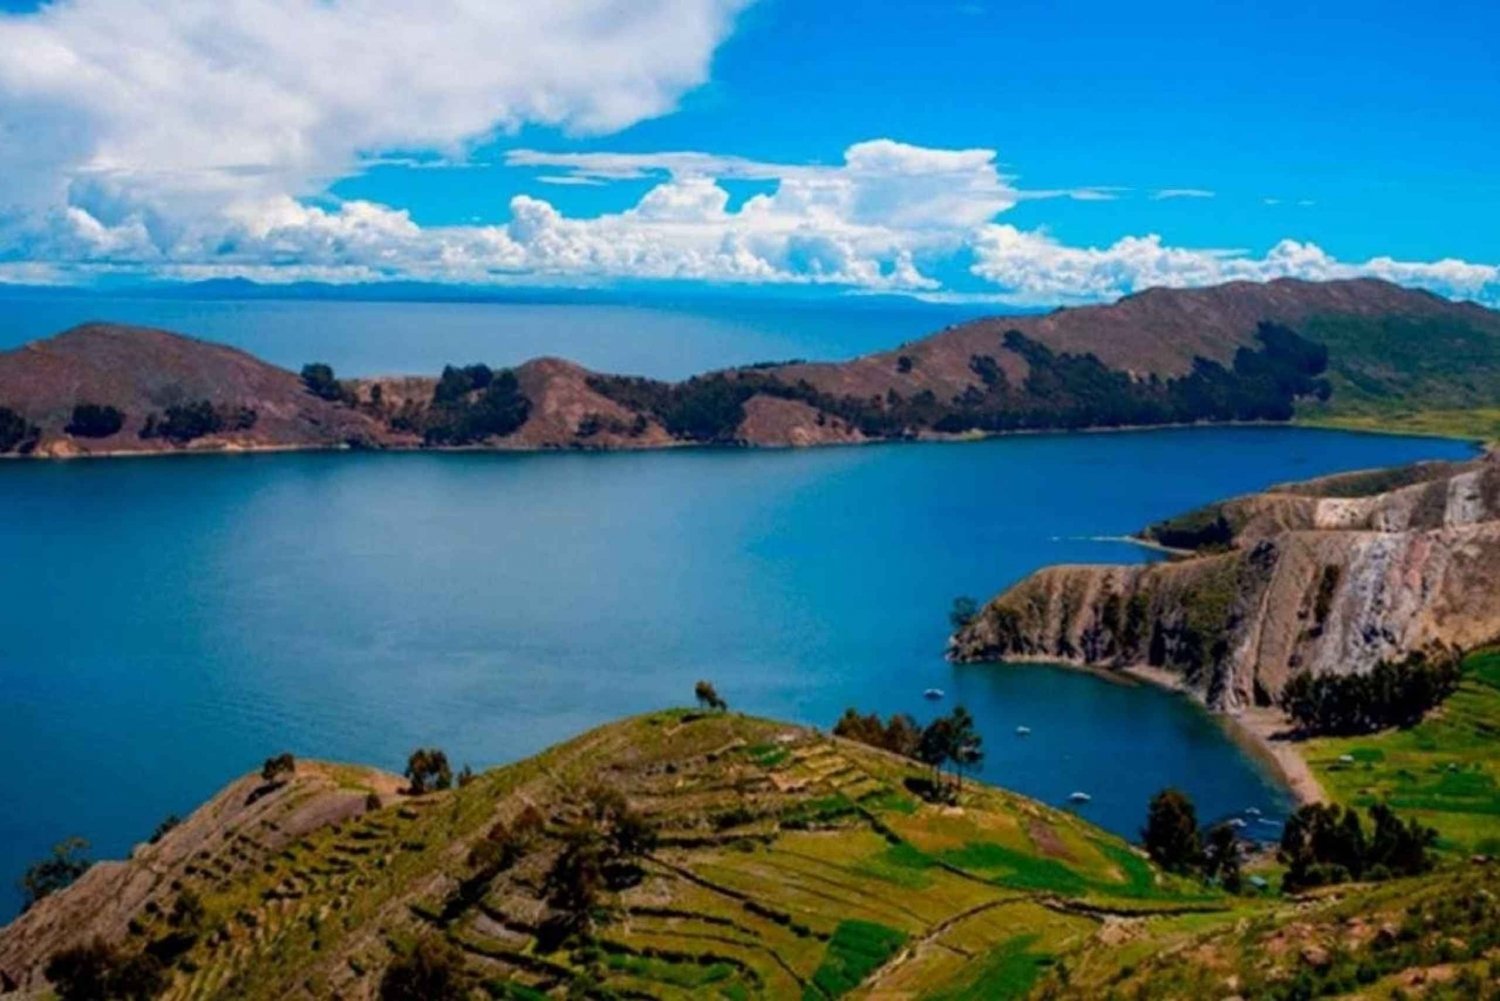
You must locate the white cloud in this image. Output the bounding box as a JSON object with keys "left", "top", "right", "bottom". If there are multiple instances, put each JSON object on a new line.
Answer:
{"left": 0, "top": 1, "right": 1493, "bottom": 306}
{"left": 1151, "top": 188, "right": 1215, "bottom": 200}
{"left": 969, "top": 228, "right": 1500, "bottom": 305}
{"left": 0, "top": 0, "right": 750, "bottom": 252}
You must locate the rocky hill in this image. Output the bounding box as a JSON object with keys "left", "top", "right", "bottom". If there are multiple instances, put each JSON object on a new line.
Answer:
{"left": 3, "top": 277, "right": 1498, "bottom": 457}
{"left": 950, "top": 452, "right": 1500, "bottom": 709}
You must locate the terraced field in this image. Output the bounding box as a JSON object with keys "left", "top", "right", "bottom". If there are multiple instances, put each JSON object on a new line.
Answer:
{"left": 1305, "top": 648, "right": 1500, "bottom": 855}
{"left": 0, "top": 711, "right": 1224, "bottom": 999}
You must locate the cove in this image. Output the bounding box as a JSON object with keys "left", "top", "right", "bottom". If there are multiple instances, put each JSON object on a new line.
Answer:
{"left": 0, "top": 426, "right": 1477, "bottom": 917}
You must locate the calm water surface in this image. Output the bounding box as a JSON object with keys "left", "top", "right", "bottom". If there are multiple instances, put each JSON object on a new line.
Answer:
{"left": 0, "top": 426, "right": 1477, "bottom": 917}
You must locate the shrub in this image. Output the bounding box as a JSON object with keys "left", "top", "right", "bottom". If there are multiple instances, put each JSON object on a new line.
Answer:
{"left": 1279, "top": 802, "right": 1436, "bottom": 892}
{"left": 379, "top": 936, "right": 470, "bottom": 1001}
{"left": 300, "top": 362, "right": 353, "bottom": 404}
{"left": 66, "top": 403, "right": 126, "bottom": 438}
{"left": 140, "top": 400, "right": 257, "bottom": 443}
{"left": 405, "top": 748, "right": 452, "bottom": 794}
{"left": 19, "top": 837, "right": 91, "bottom": 912}
{"left": 0, "top": 405, "right": 40, "bottom": 453}
{"left": 1278, "top": 652, "right": 1460, "bottom": 735}
{"left": 46, "top": 939, "right": 166, "bottom": 1001}
{"left": 422, "top": 367, "right": 529, "bottom": 444}
{"left": 260, "top": 752, "right": 295, "bottom": 784}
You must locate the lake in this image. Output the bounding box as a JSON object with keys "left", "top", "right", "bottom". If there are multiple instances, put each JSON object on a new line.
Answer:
{"left": 0, "top": 424, "right": 1477, "bottom": 918}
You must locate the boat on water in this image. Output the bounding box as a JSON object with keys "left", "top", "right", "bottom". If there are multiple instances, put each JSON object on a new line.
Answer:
{"left": 1068, "top": 791, "right": 1091, "bottom": 803}
{"left": 923, "top": 688, "right": 944, "bottom": 700}
{"left": 1015, "top": 725, "right": 1032, "bottom": 736}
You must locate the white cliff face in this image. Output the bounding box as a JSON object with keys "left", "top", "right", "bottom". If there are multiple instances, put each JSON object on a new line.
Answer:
{"left": 952, "top": 453, "right": 1500, "bottom": 709}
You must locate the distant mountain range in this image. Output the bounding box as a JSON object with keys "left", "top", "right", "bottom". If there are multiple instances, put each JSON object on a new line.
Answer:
{"left": 2, "top": 277, "right": 1497, "bottom": 458}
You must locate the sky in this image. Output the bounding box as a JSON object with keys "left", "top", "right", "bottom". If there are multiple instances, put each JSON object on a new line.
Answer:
{"left": 0, "top": 0, "right": 1496, "bottom": 305}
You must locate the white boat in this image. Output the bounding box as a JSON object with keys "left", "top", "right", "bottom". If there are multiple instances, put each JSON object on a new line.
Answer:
{"left": 1228, "top": 818, "right": 1248, "bottom": 829}
{"left": 1245, "top": 807, "right": 1262, "bottom": 817}
{"left": 1068, "top": 791, "right": 1091, "bottom": 803}
{"left": 1015, "top": 725, "right": 1031, "bottom": 736}
{"left": 923, "top": 688, "right": 945, "bottom": 700}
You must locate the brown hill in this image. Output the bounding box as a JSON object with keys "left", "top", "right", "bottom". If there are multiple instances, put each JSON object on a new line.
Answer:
{"left": 0, "top": 324, "right": 396, "bottom": 456}
{"left": 2, "top": 277, "right": 1496, "bottom": 457}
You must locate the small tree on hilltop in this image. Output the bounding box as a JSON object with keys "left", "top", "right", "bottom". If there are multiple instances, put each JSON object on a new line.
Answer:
{"left": 261, "top": 752, "right": 295, "bottom": 784}
{"left": 1142, "top": 788, "right": 1202, "bottom": 874}
{"left": 917, "top": 715, "right": 955, "bottom": 786}
{"left": 694, "top": 680, "right": 727, "bottom": 711}
{"left": 405, "top": 748, "right": 453, "bottom": 795}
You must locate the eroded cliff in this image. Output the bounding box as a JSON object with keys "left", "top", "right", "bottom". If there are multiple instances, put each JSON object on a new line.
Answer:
{"left": 950, "top": 452, "right": 1500, "bottom": 708}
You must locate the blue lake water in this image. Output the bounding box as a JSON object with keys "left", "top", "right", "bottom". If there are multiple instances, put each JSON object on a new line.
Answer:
{"left": 0, "top": 424, "right": 1477, "bottom": 918}
{"left": 0, "top": 291, "right": 984, "bottom": 380}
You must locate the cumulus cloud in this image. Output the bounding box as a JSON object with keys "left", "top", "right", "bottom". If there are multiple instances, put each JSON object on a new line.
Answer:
{"left": 0, "top": 0, "right": 749, "bottom": 253}
{"left": 969, "top": 227, "right": 1500, "bottom": 305}
{"left": 0, "top": 0, "right": 1494, "bottom": 306}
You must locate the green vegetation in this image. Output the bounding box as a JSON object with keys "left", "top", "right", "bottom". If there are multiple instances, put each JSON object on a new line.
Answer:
{"left": 18, "top": 837, "right": 91, "bottom": 913}
{"left": 928, "top": 934, "right": 1049, "bottom": 1000}
{"left": 804, "top": 920, "right": 906, "bottom": 999}
{"left": 300, "top": 362, "right": 354, "bottom": 404}
{"left": 65, "top": 402, "right": 125, "bottom": 438}
{"left": 586, "top": 372, "right": 758, "bottom": 443}
{"left": 405, "top": 747, "right": 453, "bottom": 794}
{"left": 260, "top": 752, "right": 295, "bottom": 784}
{"left": 45, "top": 938, "right": 166, "bottom": 1001}
{"left": 836, "top": 704, "right": 984, "bottom": 795}
{"left": 1278, "top": 801, "right": 1436, "bottom": 892}
{"left": 1279, "top": 652, "right": 1460, "bottom": 735}
{"left": 379, "top": 936, "right": 471, "bottom": 1000}
{"left": 0, "top": 404, "right": 40, "bottom": 453}
{"left": 140, "top": 400, "right": 257, "bottom": 443}
{"left": 949, "top": 595, "right": 980, "bottom": 630}
{"left": 1140, "top": 788, "right": 1203, "bottom": 874}
{"left": 694, "top": 679, "right": 728, "bottom": 711}
{"left": 1306, "top": 647, "right": 1500, "bottom": 853}
{"left": 419, "top": 365, "right": 530, "bottom": 445}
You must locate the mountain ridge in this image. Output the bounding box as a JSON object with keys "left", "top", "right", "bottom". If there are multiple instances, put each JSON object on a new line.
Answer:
{"left": 2, "top": 277, "right": 1497, "bottom": 458}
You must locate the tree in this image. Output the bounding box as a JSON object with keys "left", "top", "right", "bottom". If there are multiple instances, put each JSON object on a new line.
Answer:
{"left": 405, "top": 748, "right": 453, "bottom": 795}
{"left": 300, "top": 362, "right": 350, "bottom": 403}
{"left": 1141, "top": 789, "right": 1202, "bottom": 874}
{"left": 66, "top": 403, "right": 126, "bottom": 438}
{"left": 1281, "top": 802, "right": 1435, "bottom": 892}
{"left": 694, "top": 680, "right": 727, "bottom": 711}
{"left": 949, "top": 596, "right": 980, "bottom": 631}
{"left": 378, "top": 935, "right": 470, "bottom": 1001}
{"left": 0, "top": 405, "right": 40, "bottom": 454}
{"left": 545, "top": 822, "right": 607, "bottom": 937}
{"left": 261, "top": 752, "right": 295, "bottom": 784}
{"left": 45, "top": 939, "right": 166, "bottom": 1001}
{"left": 19, "top": 837, "right": 91, "bottom": 912}
{"left": 1201, "top": 822, "right": 1243, "bottom": 892}
{"left": 917, "top": 716, "right": 954, "bottom": 784}
{"left": 947, "top": 705, "right": 984, "bottom": 791}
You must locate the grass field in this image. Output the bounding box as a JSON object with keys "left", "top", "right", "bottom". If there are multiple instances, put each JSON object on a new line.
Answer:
{"left": 1304, "top": 648, "right": 1500, "bottom": 855}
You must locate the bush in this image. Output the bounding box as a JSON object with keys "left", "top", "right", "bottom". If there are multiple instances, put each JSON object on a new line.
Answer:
{"left": 300, "top": 362, "right": 353, "bottom": 404}
{"left": 379, "top": 936, "right": 470, "bottom": 1001}
{"left": 1278, "top": 652, "right": 1460, "bottom": 735}
{"left": 66, "top": 403, "right": 126, "bottom": 438}
{"left": 422, "top": 367, "right": 530, "bottom": 444}
{"left": 19, "top": 837, "right": 91, "bottom": 912}
{"left": 0, "top": 405, "right": 40, "bottom": 453}
{"left": 260, "top": 752, "right": 295, "bottom": 784}
{"left": 1279, "top": 802, "right": 1436, "bottom": 892}
{"left": 46, "top": 939, "right": 166, "bottom": 1001}
{"left": 140, "top": 400, "right": 257, "bottom": 443}
{"left": 405, "top": 748, "right": 452, "bottom": 794}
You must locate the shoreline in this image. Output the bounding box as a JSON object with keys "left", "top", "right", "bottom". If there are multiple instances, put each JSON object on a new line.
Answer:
{"left": 980, "top": 653, "right": 1325, "bottom": 807}
{"left": 0, "top": 415, "right": 1481, "bottom": 464}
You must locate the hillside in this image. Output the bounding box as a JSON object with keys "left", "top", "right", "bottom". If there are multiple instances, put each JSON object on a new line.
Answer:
{"left": 950, "top": 452, "right": 1500, "bottom": 709}
{"left": 3, "top": 708, "right": 1492, "bottom": 1000}
{"left": 2, "top": 278, "right": 1498, "bottom": 457}
{"left": 0, "top": 710, "right": 1221, "bottom": 999}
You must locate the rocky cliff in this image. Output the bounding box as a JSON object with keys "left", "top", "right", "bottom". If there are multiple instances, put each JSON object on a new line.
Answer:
{"left": 950, "top": 452, "right": 1500, "bottom": 709}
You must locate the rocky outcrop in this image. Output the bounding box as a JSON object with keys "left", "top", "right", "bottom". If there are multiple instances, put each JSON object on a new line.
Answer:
{"left": 951, "top": 453, "right": 1500, "bottom": 708}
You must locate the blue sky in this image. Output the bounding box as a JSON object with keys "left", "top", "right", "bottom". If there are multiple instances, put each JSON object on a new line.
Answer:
{"left": 0, "top": 0, "right": 1496, "bottom": 303}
